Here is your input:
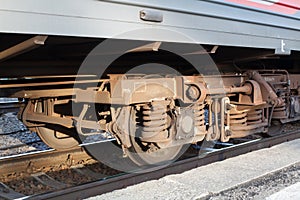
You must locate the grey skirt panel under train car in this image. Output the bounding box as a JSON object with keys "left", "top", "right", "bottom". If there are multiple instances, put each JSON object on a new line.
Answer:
{"left": 0, "top": 0, "right": 299, "bottom": 52}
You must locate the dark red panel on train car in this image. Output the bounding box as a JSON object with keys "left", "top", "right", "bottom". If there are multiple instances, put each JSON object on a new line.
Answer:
{"left": 226, "top": 0, "right": 300, "bottom": 14}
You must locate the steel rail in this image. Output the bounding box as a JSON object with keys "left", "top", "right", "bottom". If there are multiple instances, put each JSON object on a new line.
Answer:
{"left": 30, "top": 130, "right": 300, "bottom": 200}
{"left": 0, "top": 147, "right": 91, "bottom": 176}
{"left": 0, "top": 102, "right": 20, "bottom": 113}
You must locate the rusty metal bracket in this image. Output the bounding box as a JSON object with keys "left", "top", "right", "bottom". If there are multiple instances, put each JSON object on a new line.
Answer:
{"left": 0, "top": 35, "right": 48, "bottom": 62}
{"left": 220, "top": 97, "right": 231, "bottom": 142}
{"left": 74, "top": 104, "right": 105, "bottom": 136}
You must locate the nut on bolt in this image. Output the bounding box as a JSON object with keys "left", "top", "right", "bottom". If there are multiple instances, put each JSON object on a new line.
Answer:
{"left": 186, "top": 85, "right": 200, "bottom": 101}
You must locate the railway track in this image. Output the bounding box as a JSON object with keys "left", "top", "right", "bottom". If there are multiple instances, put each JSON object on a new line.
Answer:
{"left": 0, "top": 127, "right": 299, "bottom": 200}
{"left": 0, "top": 147, "right": 96, "bottom": 199}
{"left": 0, "top": 100, "right": 20, "bottom": 114}
{"left": 0, "top": 148, "right": 91, "bottom": 177}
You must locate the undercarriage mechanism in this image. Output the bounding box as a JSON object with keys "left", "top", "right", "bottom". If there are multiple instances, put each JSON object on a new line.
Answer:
{"left": 14, "top": 70, "right": 300, "bottom": 166}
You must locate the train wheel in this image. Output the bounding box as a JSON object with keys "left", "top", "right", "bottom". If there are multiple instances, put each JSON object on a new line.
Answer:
{"left": 126, "top": 136, "right": 184, "bottom": 167}
{"left": 126, "top": 104, "right": 184, "bottom": 166}
{"left": 32, "top": 101, "right": 79, "bottom": 150}
{"left": 35, "top": 127, "right": 79, "bottom": 150}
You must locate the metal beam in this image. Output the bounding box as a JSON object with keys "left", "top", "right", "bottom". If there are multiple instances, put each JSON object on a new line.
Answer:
{"left": 0, "top": 35, "right": 48, "bottom": 61}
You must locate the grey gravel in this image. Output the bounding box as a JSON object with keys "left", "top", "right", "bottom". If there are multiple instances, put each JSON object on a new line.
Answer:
{"left": 0, "top": 112, "right": 27, "bottom": 134}
{"left": 207, "top": 163, "right": 300, "bottom": 200}
{"left": 0, "top": 112, "right": 50, "bottom": 157}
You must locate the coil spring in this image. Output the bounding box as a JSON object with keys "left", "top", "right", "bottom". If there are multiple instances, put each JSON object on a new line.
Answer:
{"left": 140, "top": 102, "right": 169, "bottom": 143}
{"left": 230, "top": 109, "right": 247, "bottom": 127}
{"left": 193, "top": 103, "right": 205, "bottom": 128}
{"left": 230, "top": 109, "right": 263, "bottom": 125}
{"left": 247, "top": 109, "right": 263, "bottom": 125}
{"left": 273, "top": 102, "right": 288, "bottom": 119}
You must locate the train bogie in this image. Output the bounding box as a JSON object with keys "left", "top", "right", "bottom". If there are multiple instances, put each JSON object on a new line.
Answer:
{"left": 9, "top": 69, "right": 300, "bottom": 166}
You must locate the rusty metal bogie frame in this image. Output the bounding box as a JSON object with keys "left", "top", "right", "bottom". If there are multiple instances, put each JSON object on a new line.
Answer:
{"left": 14, "top": 71, "right": 300, "bottom": 151}
{"left": 20, "top": 97, "right": 74, "bottom": 132}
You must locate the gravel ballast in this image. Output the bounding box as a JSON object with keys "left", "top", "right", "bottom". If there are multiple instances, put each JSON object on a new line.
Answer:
{"left": 0, "top": 113, "right": 50, "bottom": 157}
{"left": 208, "top": 162, "right": 300, "bottom": 200}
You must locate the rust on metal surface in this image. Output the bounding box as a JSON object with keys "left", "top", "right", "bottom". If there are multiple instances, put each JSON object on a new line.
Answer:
{"left": 4, "top": 70, "right": 299, "bottom": 166}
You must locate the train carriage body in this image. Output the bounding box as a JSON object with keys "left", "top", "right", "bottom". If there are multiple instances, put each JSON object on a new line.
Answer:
{"left": 0, "top": 0, "right": 300, "bottom": 49}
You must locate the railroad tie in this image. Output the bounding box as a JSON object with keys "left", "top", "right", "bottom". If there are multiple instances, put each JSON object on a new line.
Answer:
{"left": 31, "top": 172, "right": 67, "bottom": 189}
{"left": 0, "top": 182, "right": 25, "bottom": 200}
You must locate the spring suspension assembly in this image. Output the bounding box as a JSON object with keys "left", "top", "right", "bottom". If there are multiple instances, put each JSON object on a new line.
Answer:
{"left": 229, "top": 106, "right": 267, "bottom": 137}
{"left": 247, "top": 109, "right": 263, "bottom": 124}
{"left": 193, "top": 103, "right": 206, "bottom": 135}
{"left": 230, "top": 109, "right": 247, "bottom": 127}
{"left": 139, "top": 101, "right": 170, "bottom": 143}
{"left": 273, "top": 102, "right": 288, "bottom": 119}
